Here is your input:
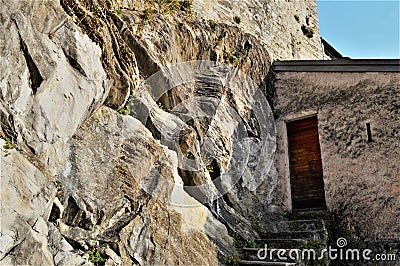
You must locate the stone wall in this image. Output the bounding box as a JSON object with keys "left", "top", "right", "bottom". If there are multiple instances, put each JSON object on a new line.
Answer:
{"left": 272, "top": 70, "right": 400, "bottom": 243}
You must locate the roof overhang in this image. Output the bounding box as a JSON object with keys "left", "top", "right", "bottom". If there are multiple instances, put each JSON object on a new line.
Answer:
{"left": 273, "top": 59, "right": 400, "bottom": 72}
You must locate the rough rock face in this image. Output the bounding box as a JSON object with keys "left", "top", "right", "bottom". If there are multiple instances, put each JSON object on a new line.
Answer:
{"left": 59, "top": 0, "right": 278, "bottom": 233}
{"left": 0, "top": 0, "right": 110, "bottom": 264}
{"left": 194, "top": 0, "right": 324, "bottom": 60}
{"left": 0, "top": 0, "right": 321, "bottom": 265}
{"left": 0, "top": 144, "right": 55, "bottom": 265}
{"left": 55, "top": 106, "right": 230, "bottom": 265}
{"left": 0, "top": 0, "right": 111, "bottom": 173}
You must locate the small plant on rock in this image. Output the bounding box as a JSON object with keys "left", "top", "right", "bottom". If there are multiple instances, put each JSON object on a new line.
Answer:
{"left": 228, "top": 54, "right": 239, "bottom": 64}
{"left": 118, "top": 108, "right": 129, "bottom": 115}
{"left": 206, "top": 164, "right": 214, "bottom": 173}
{"left": 56, "top": 180, "right": 63, "bottom": 188}
{"left": 157, "top": 101, "right": 167, "bottom": 111}
{"left": 113, "top": 8, "right": 122, "bottom": 16}
{"left": 88, "top": 247, "right": 106, "bottom": 265}
{"left": 118, "top": 91, "right": 135, "bottom": 115}
{"left": 3, "top": 136, "right": 22, "bottom": 152}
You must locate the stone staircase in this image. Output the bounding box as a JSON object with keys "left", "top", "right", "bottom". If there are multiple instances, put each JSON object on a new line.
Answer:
{"left": 237, "top": 212, "right": 328, "bottom": 266}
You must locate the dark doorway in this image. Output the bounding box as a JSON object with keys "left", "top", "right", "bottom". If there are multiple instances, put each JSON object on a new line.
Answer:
{"left": 287, "top": 116, "right": 326, "bottom": 211}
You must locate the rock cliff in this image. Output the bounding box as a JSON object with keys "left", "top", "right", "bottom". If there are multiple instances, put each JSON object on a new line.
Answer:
{"left": 0, "top": 0, "right": 323, "bottom": 264}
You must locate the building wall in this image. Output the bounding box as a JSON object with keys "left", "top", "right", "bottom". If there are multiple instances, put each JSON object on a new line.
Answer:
{"left": 273, "top": 71, "right": 400, "bottom": 241}
{"left": 193, "top": 0, "right": 324, "bottom": 60}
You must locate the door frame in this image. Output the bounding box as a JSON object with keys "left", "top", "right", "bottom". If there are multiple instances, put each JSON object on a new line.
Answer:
{"left": 283, "top": 112, "right": 327, "bottom": 212}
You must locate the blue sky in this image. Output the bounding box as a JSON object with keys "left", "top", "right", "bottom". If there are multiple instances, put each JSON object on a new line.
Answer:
{"left": 317, "top": 0, "right": 400, "bottom": 59}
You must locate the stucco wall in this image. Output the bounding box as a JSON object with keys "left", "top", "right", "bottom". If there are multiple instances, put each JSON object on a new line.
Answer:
{"left": 272, "top": 71, "right": 400, "bottom": 242}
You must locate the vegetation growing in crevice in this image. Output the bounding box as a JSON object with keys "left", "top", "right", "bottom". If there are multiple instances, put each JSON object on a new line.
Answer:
{"left": 118, "top": 108, "right": 129, "bottom": 115}
{"left": 87, "top": 247, "right": 107, "bottom": 265}
{"left": 1, "top": 133, "right": 23, "bottom": 156}
{"left": 228, "top": 54, "right": 239, "bottom": 64}
{"left": 2, "top": 136, "right": 22, "bottom": 152}
{"left": 320, "top": 210, "right": 357, "bottom": 266}
{"left": 157, "top": 101, "right": 167, "bottom": 111}
{"left": 140, "top": 0, "right": 193, "bottom": 28}
{"left": 325, "top": 211, "right": 349, "bottom": 246}
{"left": 206, "top": 164, "right": 214, "bottom": 173}
{"left": 55, "top": 179, "right": 63, "bottom": 188}
{"left": 113, "top": 7, "right": 122, "bottom": 16}
{"left": 208, "top": 160, "right": 222, "bottom": 181}
{"left": 118, "top": 90, "right": 135, "bottom": 115}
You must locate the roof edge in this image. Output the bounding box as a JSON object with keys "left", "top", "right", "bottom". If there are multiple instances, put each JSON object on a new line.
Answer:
{"left": 273, "top": 59, "right": 400, "bottom": 72}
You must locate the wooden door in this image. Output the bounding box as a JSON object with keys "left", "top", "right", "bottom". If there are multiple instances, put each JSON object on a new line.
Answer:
{"left": 287, "top": 116, "right": 326, "bottom": 210}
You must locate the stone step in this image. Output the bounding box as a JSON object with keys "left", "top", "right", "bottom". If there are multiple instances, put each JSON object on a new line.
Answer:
{"left": 238, "top": 260, "right": 296, "bottom": 266}
{"left": 254, "top": 239, "right": 308, "bottom": 249}
{"left": 276, "top": 219, "right": 325, "bottom": 232}
{"left": 262, "top": 230, "right": 326, "bottom": 241}
{"left": 287, "top": 210, "right": 327, "bottom": 220}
